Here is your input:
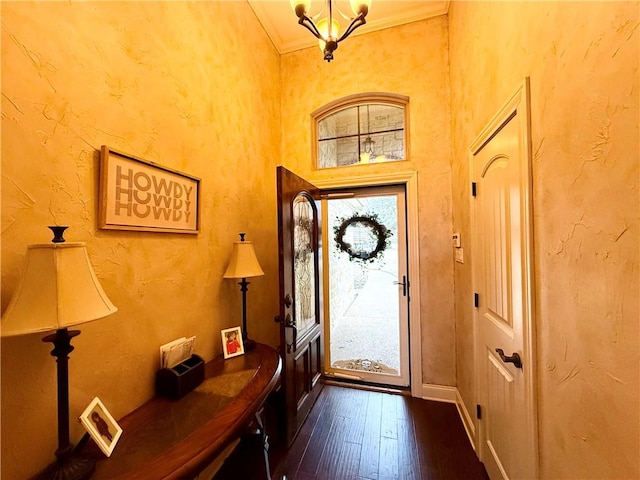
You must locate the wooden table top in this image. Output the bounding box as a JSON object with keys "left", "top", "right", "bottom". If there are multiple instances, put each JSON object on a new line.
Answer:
{"left": 87, "top": 343, "right": 281, "bottom": 479}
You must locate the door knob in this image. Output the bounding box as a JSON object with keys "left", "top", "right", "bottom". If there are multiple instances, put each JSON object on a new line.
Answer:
{"left": 495, "top": 348, "right": 523, "bottom": 369}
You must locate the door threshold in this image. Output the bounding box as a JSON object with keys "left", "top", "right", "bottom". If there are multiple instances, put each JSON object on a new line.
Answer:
{"left": 323, "top": 376, "right": 411, "bottom": 396}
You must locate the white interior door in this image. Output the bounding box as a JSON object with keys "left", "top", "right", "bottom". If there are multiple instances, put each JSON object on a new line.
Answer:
{"left": 471, "top": 79, "right": 538, "bottom": 480}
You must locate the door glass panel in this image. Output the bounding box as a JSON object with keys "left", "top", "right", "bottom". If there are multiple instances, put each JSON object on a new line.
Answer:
{"left": 293, "top": 194, "right": 316, "bottom": 339}
{"left": 326, "top": 189, "right": 408, "bottom": 386}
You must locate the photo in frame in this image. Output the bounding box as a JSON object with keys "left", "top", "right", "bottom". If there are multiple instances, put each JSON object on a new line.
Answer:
{"left": 79, "top": 397, "right": 123, "bottom": 457}
{"left": 99, "top": 146, "right": 200, "bottom": 234}
{"left": 221, "top": 326, "right": 245, "bottom": 359}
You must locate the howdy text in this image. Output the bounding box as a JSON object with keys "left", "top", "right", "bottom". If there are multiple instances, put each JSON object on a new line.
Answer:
{"left": 114, "top": 166, "right": 195, "bottom": 223}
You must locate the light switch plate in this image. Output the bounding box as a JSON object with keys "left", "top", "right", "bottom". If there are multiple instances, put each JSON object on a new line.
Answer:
{"left": 452, "top": 233, "right": 461, "bottom": 248}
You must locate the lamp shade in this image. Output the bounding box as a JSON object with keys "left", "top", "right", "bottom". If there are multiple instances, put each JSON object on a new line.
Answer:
{"left": 223, "top": 240, "right": 264, "bottom": 279}
{"left": 1, "top": 242, "right": 118, "bottom": 337}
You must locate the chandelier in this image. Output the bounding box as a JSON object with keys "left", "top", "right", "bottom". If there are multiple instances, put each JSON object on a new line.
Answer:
{"left": 291, "top": 0, "right": 371, "bottom": 62}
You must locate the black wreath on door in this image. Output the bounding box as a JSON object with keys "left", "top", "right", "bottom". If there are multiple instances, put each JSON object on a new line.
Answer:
{"left": 333, "top": 213, "right": 392, "bottom": 263}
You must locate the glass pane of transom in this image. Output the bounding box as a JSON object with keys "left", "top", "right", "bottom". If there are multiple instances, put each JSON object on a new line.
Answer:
{"left": 358, "top": 104, "right": 404, "bottom": 135}
{"left": 317, "top": 103, "right": 405, "bottom": 169}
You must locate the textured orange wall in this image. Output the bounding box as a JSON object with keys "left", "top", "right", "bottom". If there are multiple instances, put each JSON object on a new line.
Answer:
{"left": 281, "top": 16, "right": 455, "bottom": 387}
{"left": 1, "top": 2, "right": 281, "bottom": 478}
{"left": 5, "top": 2, "right": 634, "bottom": 478}
{"left": 449, "top": 2, "right": 639, "bottom": 478}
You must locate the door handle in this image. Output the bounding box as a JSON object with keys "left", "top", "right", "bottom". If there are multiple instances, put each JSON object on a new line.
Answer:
{"left": 284, "top": 313, "right": 297, "bottom": 353}
{"left": 274, "top": 313, "right": 297, "bottom": 353}
{"left": 495, "top": 348, "right": 523, "bottom": 369}
{"left": 393, "top": 275, "right": 408, "bottom": 296}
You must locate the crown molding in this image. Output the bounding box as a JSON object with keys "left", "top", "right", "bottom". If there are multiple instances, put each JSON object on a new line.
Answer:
{"left": 248, "top": 1, "right": 450, "bottom": 54}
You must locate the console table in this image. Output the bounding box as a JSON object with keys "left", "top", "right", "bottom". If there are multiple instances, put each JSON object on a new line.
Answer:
{"left": 84, "top": 343, "right": 281, "bottom": 479}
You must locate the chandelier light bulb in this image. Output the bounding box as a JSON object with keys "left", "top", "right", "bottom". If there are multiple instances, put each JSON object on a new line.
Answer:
{"left": 290, "top": 0, "right": 311, "bottom": 17}
{"left": 317, "top": 17, "right": 340, "bottom": 51}
{"left": 350, "top": 0, "right": 371, "bottom": 16}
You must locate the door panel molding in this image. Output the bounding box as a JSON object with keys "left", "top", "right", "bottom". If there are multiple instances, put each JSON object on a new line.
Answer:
{"left": 312, "top": 171, "right": 422, "bottom": 398}
{"left": 293, "top": 345, "right": 310, "bottom": 408}
{"left": 488, "top": 352, "right": 515, "bottom": 384}
{"left": 310, "top": 331, "right": 322, "bottom": 387}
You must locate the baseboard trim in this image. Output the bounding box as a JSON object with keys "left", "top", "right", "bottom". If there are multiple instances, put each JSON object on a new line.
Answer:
{"left": 455, "top": 389, "right": 477, "bottom": 451}
{"left": 421, "top": 384, "right": 477, "bottom": 452}
{"left": 421, "top": 383, "right": 457, "bottom": 402}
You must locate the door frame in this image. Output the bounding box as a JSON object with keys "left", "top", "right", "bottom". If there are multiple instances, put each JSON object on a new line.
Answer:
{"left": 312, "top": 171, "right": 422, "bottom": 398}
{"left": 469, "top": 78, "right": 538, "bottom": 476}
{"left": 322, "top": 183, "right": 410, "bottom": 388}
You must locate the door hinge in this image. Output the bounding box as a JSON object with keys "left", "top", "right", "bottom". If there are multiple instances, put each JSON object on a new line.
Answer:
{"left": 474, "top": 292, "right": 479, "bottom": 308}
{"left": 476, "top": 404, "right": 482, "bottom": 419}
{"left": 472, "top": 182, "right": 477, "bottom": 197}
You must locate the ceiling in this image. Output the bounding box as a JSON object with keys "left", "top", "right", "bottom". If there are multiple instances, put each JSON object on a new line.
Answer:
{"left": 247, "top": 0, "right": 450, "bottom": 54}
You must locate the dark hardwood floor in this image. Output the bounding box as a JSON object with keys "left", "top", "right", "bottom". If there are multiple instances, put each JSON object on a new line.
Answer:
{"left": 214, "top": 384, "right": 489, "bottom": 480}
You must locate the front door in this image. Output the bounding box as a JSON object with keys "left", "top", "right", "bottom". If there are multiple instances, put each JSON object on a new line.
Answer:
{"left": 323, "top": 185, "right": 410, "bottom": 388}
{"left": 471, "top": 79, "right": 537, "bottom": 479}
{"left": 276, "top": 166, "right": 324, "bottom": 446}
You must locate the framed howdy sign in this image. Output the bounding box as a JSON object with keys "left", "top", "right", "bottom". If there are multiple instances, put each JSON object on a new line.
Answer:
{"left": 99, "top": 146, "right": 200, "bottom": 234}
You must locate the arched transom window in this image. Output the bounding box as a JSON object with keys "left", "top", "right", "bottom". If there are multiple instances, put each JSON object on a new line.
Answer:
{"left": 313, "top": 93, "right": 409, "bottom": 169}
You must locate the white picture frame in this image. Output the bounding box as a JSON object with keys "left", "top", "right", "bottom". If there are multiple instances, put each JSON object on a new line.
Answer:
{"left": 79, "top": 397, "right": 123, "bottom": 457}
{"left": 221, "top": 326, "right": 245, "bottom": 359}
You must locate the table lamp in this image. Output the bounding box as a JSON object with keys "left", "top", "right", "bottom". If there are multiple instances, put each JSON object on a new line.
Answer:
{"left": 1, "top": 226, "right": 118, "bottom": 480}
{"left": 223, "top": 233, "right": 264, "bottom": 350}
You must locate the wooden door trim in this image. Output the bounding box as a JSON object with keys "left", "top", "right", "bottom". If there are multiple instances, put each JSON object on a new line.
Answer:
{"left": 469, "top": 78, "right": 538, "bottom": 476}
{"left": 311, "top": 171, "right": 422, "bottom": 398}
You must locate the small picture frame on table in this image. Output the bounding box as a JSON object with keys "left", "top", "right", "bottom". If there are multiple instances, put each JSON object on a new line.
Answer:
{"left": 221, "top": 326, "right": 244, "bottom": 359}
{"left": 79, "top": 397, "right": 123, "bottom": 457}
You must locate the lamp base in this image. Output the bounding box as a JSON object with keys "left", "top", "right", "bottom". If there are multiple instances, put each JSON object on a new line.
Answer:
{"left": 243, "top": 337, "right": 257, "bottom": 350}
{"left": 37, "top": 453, "right": 95, "bottom": 480}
